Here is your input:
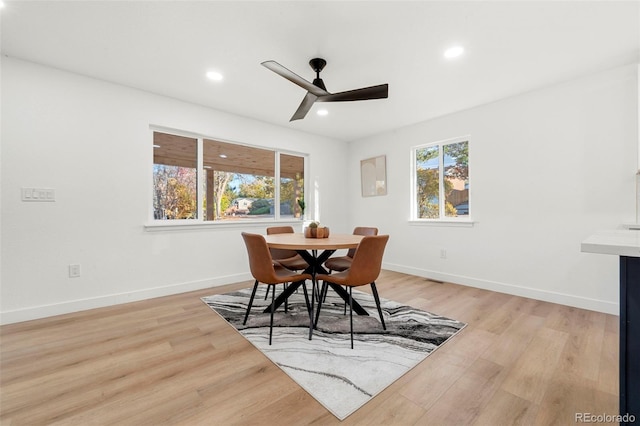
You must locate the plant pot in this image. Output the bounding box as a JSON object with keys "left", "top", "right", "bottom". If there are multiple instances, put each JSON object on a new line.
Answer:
{"left": 304, "top": 227, "right": 314, "bottom": 238}
{"left": 304, "top": 226, "right": 329, "bottom": 238}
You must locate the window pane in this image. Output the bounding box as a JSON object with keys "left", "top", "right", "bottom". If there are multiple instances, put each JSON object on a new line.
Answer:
{"left": 203, "top": 139, "right": 275, "bottom": 221}
{"left": 280, "top": 153, "right": 305, "bottom": 219}
{"left": 444, "top": 141, "right": 469, "bottom": 217}
{"left": 416, "top": 145, "right": 440, "bottom": 218}
{"left": 153, "top": 132, "right": 198, "bottom": 220}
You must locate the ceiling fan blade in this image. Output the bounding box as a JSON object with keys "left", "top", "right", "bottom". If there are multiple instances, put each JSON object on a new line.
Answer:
{"left": 290, "top": 92, "right": 318, "bottom": 121}
{"left": 318, "top": 84, "right": 388, "bottom": 102}
{"left": 261, "top": 60, "right": 329, "bottom": 97}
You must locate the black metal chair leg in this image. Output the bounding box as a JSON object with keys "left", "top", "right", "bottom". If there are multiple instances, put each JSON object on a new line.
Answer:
{"left": 266, "top": 282, "right": 290, "bottom": 309}
{"left": 284, "top": 283, "right": 288, "bottom": 313}
{"left": 314, "top": 280, "right": 321, "bottom": 303}
{"left": 309, "top": 280, "right": 316, "bottom": 325}
{"left": 269, "top": 284, "right": 275, "bottom": 345}
{"left": 243, "top": 280, "right": 259, "bottom": 325}
{"left": 324, "top": 269, "right": 348, "bottom": 314}
{"left": 349, "top": 287, "right": 354, "bottom": 349}
{"left": 267, "top": 283, "right": 289, "bottom": 312}
{"left": 323, "top": 271, "right": 332, "bottom": 302}
{"left": 300, "top": 280, "right": 313, "bottom": 340}
{"left": 343, "top": 285, "right": 348, "bottom": 315}
{"left": 314, "top": 281, "right": 328, "bottom": 329}
{"left": 370, "top": 281, "right": 386, "bottom": 330}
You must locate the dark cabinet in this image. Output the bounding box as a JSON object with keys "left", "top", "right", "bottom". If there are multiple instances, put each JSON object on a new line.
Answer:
{"left": 620, "top": 256, "right": 640, "bottom": 424}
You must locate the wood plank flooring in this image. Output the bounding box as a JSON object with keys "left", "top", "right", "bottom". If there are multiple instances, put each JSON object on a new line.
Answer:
{"left": 0, "top": 270, "right": 618, "bottom": 425}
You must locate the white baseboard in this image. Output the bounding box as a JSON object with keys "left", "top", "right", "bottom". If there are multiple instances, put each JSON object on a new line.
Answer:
{"left": 2, "top": 264, "right": 619, "bottom": 325}
{"left": 383, "top": 262, "right": 619, "bottom": 315}
{"left": 0, "top": 272, "right": 252, "bottom": 325}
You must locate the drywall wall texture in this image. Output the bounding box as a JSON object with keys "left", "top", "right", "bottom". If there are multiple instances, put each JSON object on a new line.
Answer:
{"left": 2, "top": 58, "right": 637, "bottom": 323}
{"left": 348, "top": 64, "right": 639, "bottom": 314}
{"left": 1, "top": 58, "right": 350, "bottom": 324}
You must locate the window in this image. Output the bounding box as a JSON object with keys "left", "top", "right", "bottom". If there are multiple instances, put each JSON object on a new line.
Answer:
{"left": 153, "top": 133, "right": 198, "bottom": 220}
{"left": 412, "top": 137, "right": 469, "bottom": 220}
{"left": 153, "top": 131, "right": 305, "bottom": 222}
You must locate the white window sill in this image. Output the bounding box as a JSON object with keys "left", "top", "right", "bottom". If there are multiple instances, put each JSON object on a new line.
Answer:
{"left": 622, "top": 223, "right": 640, "bottom": 230}
{"left": 144, "top": 219, "right": 305, "bottom": 232}
{"left": 408, "top": 219, "right": 475, "bottom": 228}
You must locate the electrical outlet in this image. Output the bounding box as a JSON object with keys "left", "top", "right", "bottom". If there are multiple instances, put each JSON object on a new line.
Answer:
{"left": 440, "top": 249, "right": 447, "bottom": 259}
{"left": 69, "top": 264, "right": 81, "bottom": 278}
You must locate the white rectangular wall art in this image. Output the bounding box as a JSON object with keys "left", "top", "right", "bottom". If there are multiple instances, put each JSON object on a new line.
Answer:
{"left": 361, "top": 155, "right": 387, "bottom": 197}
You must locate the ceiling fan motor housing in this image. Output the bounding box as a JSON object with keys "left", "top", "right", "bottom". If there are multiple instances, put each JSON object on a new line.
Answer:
{"left": 309, "top": 58, "right": 327, "bottom": 90}
{"left": 309, "top": 58, "right": 327, "bottom": 73}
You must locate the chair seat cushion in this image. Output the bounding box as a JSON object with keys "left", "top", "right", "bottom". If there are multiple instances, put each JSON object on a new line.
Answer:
{"left": 324, "top": 256, "right": 352, "bottom": 272}
{"left": 274, "top": 254, "right": 309, "bottom": 271}
{"left": 273, "top": 265, "right": 312, "bottom": 284}
{"left": 316, "top": 271, "right": 349, "bottom": 286}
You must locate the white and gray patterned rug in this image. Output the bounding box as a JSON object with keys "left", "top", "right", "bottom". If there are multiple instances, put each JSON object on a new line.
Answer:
{"left": 202, "top": 284, "right": 466, "bottom": 420}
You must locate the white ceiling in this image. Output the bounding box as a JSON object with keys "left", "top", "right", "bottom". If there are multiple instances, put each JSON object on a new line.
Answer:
{"left": 1, "top": 1, "right": 638, "bottom": 142}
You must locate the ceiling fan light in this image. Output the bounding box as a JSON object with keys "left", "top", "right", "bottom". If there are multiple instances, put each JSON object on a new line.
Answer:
{"left": 206, "top": 71, "right": 223, "bottom": 81}
{"left": 444, "top": 46, "right": 464, "bottom": 59}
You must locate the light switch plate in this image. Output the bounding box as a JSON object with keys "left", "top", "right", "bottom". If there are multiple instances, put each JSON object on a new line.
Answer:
{"left": 21, "top": 188, "right": 55, "bottom": 202}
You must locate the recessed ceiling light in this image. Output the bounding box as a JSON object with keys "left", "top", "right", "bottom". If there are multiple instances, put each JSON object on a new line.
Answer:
{"left": 204, "top": 165, "right": 212, "bottom": 169}
{"left": 206, "top": 71, "right": 223, "bottom": 81}
{"left": 219, "top": 154, "right": 227, "bottom": 158}
{"left": 153, "top": 144, "right": 161, "bottom": 148}
{"left": 444, "top": 46, "right": 464, "bottom": 59}
{"left": 317, "top": 109, "right": 328, "bottom": 116}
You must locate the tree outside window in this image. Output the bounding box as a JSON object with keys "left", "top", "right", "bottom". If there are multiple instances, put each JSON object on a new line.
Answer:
{"left": 414, "top": 139, "right": 469, "bottom": 219}
{"left": 152, "top": 131, "right": 305, "bottom": 222}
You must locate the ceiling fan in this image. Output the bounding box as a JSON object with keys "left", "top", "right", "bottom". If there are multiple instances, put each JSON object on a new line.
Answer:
{"left": 261, "top": 58, "right": 389, "bottom": 121}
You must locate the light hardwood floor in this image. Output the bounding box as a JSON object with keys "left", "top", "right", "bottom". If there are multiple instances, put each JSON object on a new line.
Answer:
{"left": 0, "top": 270, "right": 618, "bottom": 425}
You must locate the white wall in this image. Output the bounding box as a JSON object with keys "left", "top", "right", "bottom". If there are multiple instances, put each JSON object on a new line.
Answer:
{"left": 0, "top": 58, "right": 350, "bottom": 324}
{"left": 2, "top": 58, "right": 637, "bottom": 324}
{"left": 348, "top": 64, "right": 639, "bottom": 314}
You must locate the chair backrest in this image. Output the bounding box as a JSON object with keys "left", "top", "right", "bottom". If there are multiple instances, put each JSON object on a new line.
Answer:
{"left": 241, "top": 232, "right": 278, "bottom": 284}
{"left": 347, "top": 227, "right": 379, "bottom": 258}
{"left": 266, "top": 226, "right": 294, "bottom": 235}
{"left": 266, "top": 226, "right": 298, "bottom": 260}
{"left": 344, "top": 235, "right": 389, "bottom": 286}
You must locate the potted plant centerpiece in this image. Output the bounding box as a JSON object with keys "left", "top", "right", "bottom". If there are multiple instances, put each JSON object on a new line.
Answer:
{"left": 304, "top": 221, "right": 330, "bottom": 238}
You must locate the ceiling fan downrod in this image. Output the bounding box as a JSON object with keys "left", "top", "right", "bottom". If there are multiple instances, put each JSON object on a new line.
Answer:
{"left": 309, "top": 58, "right": 327, "bottom": 91}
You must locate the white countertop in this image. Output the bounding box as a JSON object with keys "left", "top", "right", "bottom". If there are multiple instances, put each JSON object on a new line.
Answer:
{"left": 581, "top": 229, "right": 640, "bottom": 257}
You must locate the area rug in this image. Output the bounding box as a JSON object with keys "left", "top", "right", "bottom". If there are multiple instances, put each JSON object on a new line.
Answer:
{"left": 201, "top": 285, "right": 466, "bottom": 420}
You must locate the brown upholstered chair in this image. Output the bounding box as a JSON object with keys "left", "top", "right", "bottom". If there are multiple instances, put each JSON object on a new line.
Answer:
{"left": 315, "top": 235, "right": 389, "bottom": 349}
{"left": 324, "top": 227, "right": 379, "bottom": 309}
{"left": 324, "top": 227, "right": 379, "bottom": 272}
{"left": 264, "top": 226, "right": 310, "bottom": 301}
{"left": 241, "top": 232, "right": 313, "bottom": 345}
{"left": 266, "top": 226, "right": 309, "bottom": 271}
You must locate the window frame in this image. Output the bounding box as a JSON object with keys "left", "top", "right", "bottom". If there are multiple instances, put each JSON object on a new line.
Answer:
{"left": 410, "top": 135, "right": 473, "bottom": 227}
{"left": 147, "top": 126, "right": 308, "bottom": 230}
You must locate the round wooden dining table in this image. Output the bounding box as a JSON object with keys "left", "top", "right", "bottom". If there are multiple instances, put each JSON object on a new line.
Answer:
{"left": 263, "top": 232, "right": 364, "bottom": 252}
{"left": 262, "top": 232, "right": 369, "bottom": 319}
